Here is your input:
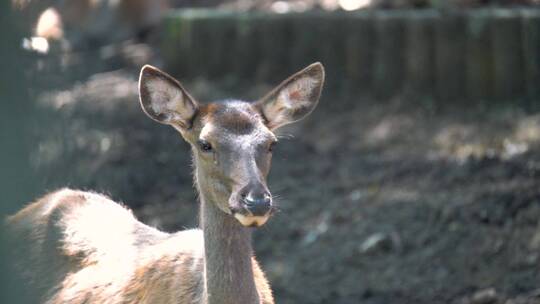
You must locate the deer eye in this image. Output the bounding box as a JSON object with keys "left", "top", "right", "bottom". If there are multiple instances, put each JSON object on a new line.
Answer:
{"left": 198, "top": 140, "right": 213, "bottom": 152}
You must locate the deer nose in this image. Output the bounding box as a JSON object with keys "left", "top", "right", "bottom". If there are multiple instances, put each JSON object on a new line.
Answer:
{"left": 242, "top": 191, "right": 272, "bottom": 216}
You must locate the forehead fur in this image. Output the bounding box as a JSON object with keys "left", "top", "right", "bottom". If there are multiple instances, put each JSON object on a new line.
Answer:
{"left": 199, "top": 100, "right": 262, "bottom": 135}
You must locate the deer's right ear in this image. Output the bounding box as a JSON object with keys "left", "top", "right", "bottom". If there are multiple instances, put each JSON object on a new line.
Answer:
{"left": 139, "top": 65, "right": 198, "bottom": 129}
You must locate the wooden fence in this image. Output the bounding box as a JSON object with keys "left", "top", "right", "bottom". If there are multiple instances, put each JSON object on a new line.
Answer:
{"left": 162, "top": 9, "right": 540, "bottom": 106}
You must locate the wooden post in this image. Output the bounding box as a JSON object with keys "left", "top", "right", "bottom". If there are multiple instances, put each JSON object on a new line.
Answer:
{"left": 345, "top": 12, "right": 374, "bottom": 96}
{"left": 316, "top": 13, "right": 348, "bottom": 94}
{"left": 192, "top": 15, "right": 214, "bottom": 78}
{"left": 521, "top": 9, "right": 540, "bottom": 109}
{"left": 373, "top": 11, "right": 405, "bottom": 100}
{"left": 208, "top": 11, "right": 238, "bottom": 79}
{"left": 435, "top": 13, "right": 467, "bottom": 103}
{"left": 162, "top": 11, "right": 195, "bottom": 78}
{"left": 404, "top": 10, "right": 437, "bottom": 101}
{"left": 235, "top": 14, "right": 261, "bottom": 81}
{"left": 491, "top": 9, "right": 525, "bottom": 102}
{"left": 466, "top": 9, "right": 494, "bottom": 103}
{"left": 258, "top": 14, "right": 292, "bottom": 84}
{"left": 289, "top": 13, "right": 322, "bottom": 77}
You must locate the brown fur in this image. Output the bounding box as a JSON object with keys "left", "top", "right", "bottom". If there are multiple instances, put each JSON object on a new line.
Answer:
{"left": 200, "top": 103, "right": 259, "bottom": 135}
{"left": 6, "top": 189, "right": 273, "bottom": 304}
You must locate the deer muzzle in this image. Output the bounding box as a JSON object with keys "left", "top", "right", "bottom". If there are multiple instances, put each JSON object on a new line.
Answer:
{"left": 231, "top": 185, "right": 273, "bottom": 227}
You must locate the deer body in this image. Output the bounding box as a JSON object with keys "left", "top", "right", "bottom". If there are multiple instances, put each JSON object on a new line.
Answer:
{"left": 7, "top": 188, "right": 271, "bottom": 304}
{"left": 6, "top": 63, "right": 324, "bottom": 304}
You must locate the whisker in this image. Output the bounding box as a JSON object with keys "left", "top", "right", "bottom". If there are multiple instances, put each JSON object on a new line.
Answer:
{"left": 276, "top": 134, "right": 295, "bottom": 140}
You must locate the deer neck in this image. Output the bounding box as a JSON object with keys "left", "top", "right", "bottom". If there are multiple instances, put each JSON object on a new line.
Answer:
{"left": 198, "top": 184, "right": 260, "bottom": 304}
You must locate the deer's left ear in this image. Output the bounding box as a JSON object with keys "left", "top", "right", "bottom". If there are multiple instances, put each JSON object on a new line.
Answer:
{"left": 255, "top": 62, "right": 325, "bottom": 130}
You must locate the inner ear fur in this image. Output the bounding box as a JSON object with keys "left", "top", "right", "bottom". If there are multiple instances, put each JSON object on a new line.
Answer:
{"left": 255, "top": 62, "right": 325, "bottom": 130}
{"left": 139, "top": 65, "right": 199, "bottom": 129}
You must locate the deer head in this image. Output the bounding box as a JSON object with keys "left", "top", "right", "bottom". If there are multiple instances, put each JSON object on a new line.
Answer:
{"left": 138, "top": 63, "right": 324, "bottom": 227}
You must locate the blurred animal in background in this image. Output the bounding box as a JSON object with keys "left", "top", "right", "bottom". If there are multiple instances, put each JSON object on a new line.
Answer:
{"left": 14, "top": 0, "right": 169, "bottom": 52}
{"left": 5, "top": 63, "right": 325, "bottom": 304}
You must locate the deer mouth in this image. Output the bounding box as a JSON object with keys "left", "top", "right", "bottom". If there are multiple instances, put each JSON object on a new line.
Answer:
{"left": 233, "top": 213, "right": 270, "bottom": 227}
{"left": 228, "top": 189, "right": 274, "bottom": 227}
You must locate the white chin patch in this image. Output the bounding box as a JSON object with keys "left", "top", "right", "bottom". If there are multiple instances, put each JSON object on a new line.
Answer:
{"left": 234, "top": 213, "right": 269, "bottom": 227}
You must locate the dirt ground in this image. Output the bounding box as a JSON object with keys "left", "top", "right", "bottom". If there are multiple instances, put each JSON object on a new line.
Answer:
{"left": 24, "top": 42, "right": 540, "bottom": 304}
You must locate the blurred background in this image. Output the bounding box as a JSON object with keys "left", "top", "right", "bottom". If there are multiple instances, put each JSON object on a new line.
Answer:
{"left": 2, "top": 0, "right": 540, "bottom": 303}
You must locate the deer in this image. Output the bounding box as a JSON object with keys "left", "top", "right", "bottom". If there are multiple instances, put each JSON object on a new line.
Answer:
{"left": 5, "top": 62, "right": 325, "bottom": 304}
